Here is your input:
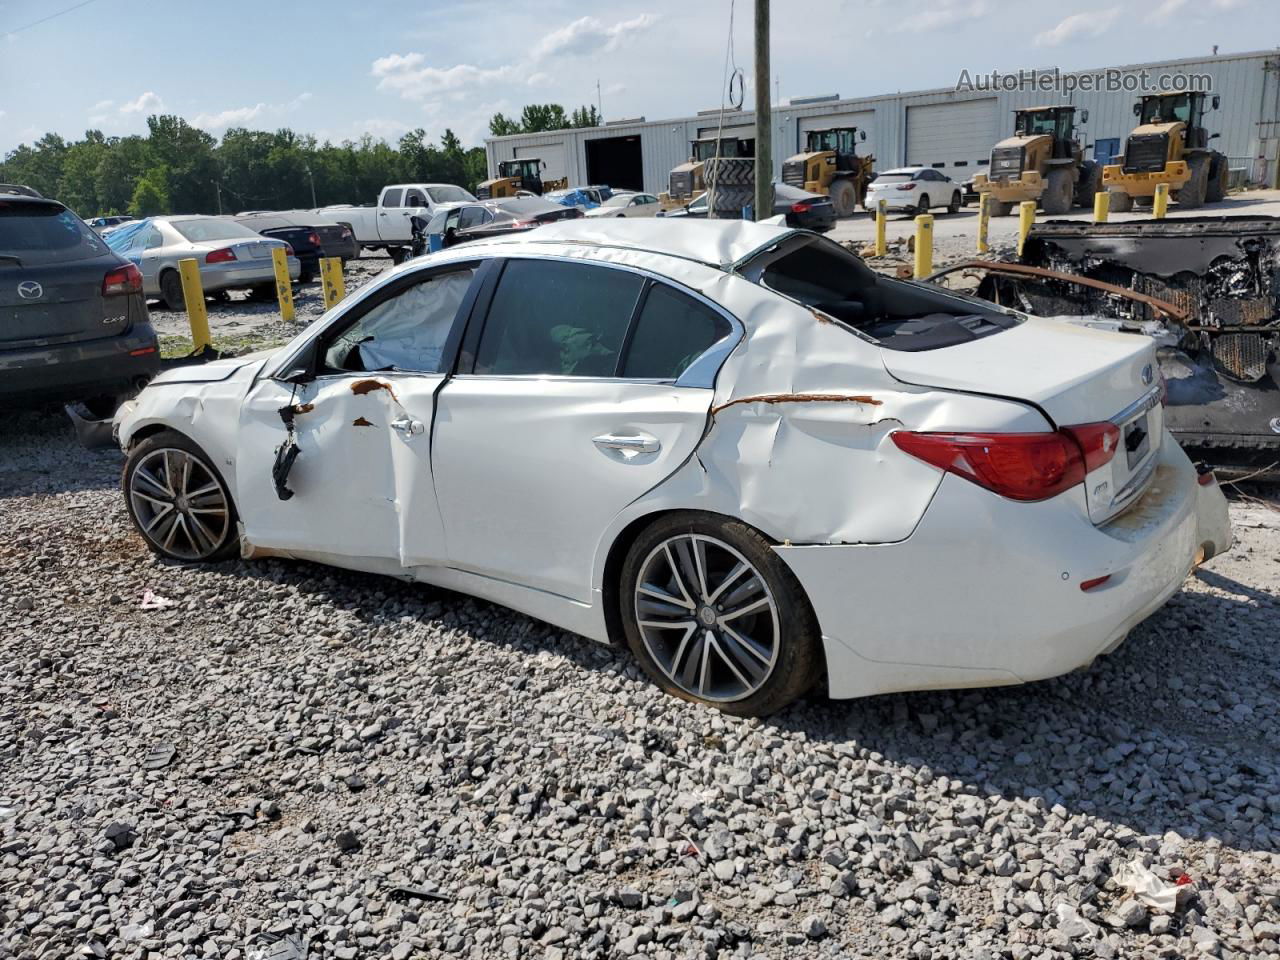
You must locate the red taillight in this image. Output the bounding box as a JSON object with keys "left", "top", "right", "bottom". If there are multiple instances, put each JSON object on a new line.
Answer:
{"left": 128, "top": 345, "right": 157, "bottom": 356}
{"left": 102, "top": 262, "right": 142, "bottom": 297}
{"left": 1079, "top": 574, "right": 1111, "bottom": 592}
{"left": 790, "top": 202, "right": 812, "bottom": 213}
{"left": 205, "top": 248, "right": 236, "bottom": 264}
{"left": 1060, "top": 421, "right": 1121, "bottom": 473}
{"left": 307, "top": 232, "right": 320, "bottom": 247}
{"left": 898, "top": 182, "right": 917, "bottom": 191}
{"left": 283, "top": 243, "right": 295, "bottom": 256}
{"left": 891, "top": 430, "right": 1086, "bottom": 502}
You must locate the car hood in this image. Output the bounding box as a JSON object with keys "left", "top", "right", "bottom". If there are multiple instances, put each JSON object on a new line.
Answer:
{"left": 150, "top": 349, "right": 277, "bottom": 386}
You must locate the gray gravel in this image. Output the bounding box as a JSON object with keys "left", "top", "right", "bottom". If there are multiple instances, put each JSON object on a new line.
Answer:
{"left": 3, "top": 377, "right": 1280, "bottom": 959}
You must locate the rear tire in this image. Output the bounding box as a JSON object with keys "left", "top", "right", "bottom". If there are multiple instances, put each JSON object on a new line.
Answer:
{"left": 828, "top": 179, "right": 856, "bottom": 218}
{"left": 916, "top": 195, "right": 930, "bottom": 215}
{"left": 1175, "top": 155, "right": 1209, "bottom": 208}
{"left": 388, "top": 246, "right": 408, "bottom": 265}
{"left": 1074, "top": 161, "right": 1102, "bottom": 208}
{"left": 987, "top": 198, "right": 1013, "bottom": 217}
{"left": 1108, "top": 190, "right": 1133, "bottom": 213}
{"left": 619, "top": 512, "right": 822, "bottom": 717}
{"left": 159, "top": 270, "right": 185, "bottom": 312}
{"left": 123, "top": 430, "right": 239, "bottom": 563}
{"left": 1205, "top": 152, "right": 1228, "bottom": 203}
{"left": 947, "top": 191, "right": 961, "bottom": 215}
{"left": 1042, "top": 168, "right": 1073, "bottom": 215}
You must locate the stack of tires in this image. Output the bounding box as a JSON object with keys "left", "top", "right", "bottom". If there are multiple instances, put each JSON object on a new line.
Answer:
{"left": 704, "top": 158, "right": 755, "bottom": 219}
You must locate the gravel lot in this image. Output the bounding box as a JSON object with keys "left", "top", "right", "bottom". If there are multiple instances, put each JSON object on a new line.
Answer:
{"left": 3, "top": 252, "right": 1280, "bottom": 960}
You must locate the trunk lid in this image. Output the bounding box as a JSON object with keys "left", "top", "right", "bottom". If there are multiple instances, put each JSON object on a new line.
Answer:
{"left": 882, "top": 316, "right": 1165, "bottom": 523}
{"left": 0, "top": 256, "right": 129, "bottom": 348}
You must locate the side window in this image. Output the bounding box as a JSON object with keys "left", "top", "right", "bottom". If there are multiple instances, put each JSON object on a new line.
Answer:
{"left": 322, "top": 268, "right": 476, "bottom": 374}
{"left": 382, "top": 188, "right": 403, "bottom": 208}
{"left": 405, "top": 188, "right": 427, "bottom": 208}
{"left": 623, "top": 284, "right": 731, "bottom": 379}
{"left": 473, "top": 259, "right": 643, "bottom": 377}
{"left": 145, "top": 227, "right": 164, "bottom": 249}
{"left": 458, "top": 206, "right": 486, "bottom": 229}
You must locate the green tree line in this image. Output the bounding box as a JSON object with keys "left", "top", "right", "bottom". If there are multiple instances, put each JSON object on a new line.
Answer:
{"left": 0, "top": 102, "right": 607, "bottom": 218}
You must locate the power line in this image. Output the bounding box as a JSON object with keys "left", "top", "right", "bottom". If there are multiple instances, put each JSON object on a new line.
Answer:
{"left": 3, "top": 0, "right": 100, "bottom": 37}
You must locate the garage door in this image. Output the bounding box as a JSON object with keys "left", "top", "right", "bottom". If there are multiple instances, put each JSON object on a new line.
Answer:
{"left": 697, "top": 122, "right": 755, "bottom": 141}
{"left": 797, "top": 110, "right": 874, "bottom": 150}
{"left": 516, "top": 143, "right": 568, "bottom": 184}
{"left": 905, "top": 99, "right": 997, "bottom": 181}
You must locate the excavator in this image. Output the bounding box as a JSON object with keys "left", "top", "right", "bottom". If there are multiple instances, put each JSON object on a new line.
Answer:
{"left": 781, "top": 127, "right": 874, "bottom": 217}
{"left": 476, "top": 158, "right": 568, "bottom": 200}
{"left": 1103, "top": 91, "right": 1228, "bottom": 211}
{"left": 660, "top": 136, "right": 753, "bottom": 211}
{"left": 973, "top": 106, "right": 1099, "bottom": 216}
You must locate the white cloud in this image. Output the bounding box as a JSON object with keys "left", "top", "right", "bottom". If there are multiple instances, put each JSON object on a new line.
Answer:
{"left": 119, "top": 91, "right": 163, "bottom": 114}
{"left": 371, "top": 53, "right": 515, "bottom": 100}
{"left": 891, "top": 1, "right": 985, "bottom": 32}
{"left": 532, "top": 14, "right": 656, "bottom": 59}
{"left": 192, "top": 104, "right": 268, "bottom": 129}
{"left": 526, "top": 72, "right": 551, "bottom": 87}
{"left": 1033, "top": 10, "right": 1120, "bottom": 47}
{"left": 1154, "top": 0, "right": 1188, "bottom": 13}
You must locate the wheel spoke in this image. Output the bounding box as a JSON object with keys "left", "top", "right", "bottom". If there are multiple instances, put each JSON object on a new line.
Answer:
{"left": 720, "top": 622, "right": 773, "bottom": 667}
{"left": 141, "top": 501, "right": 174, "bottom": 532}
{"left": 707, "top": 561, "right": 750, "bottom": 605}
{"left": 710, "top": 633, "right": 756, "bottom": 690}
{"left": 720, "top": 575, "right": 764, "bottom": 612}
{"left": 638, "top": 582, "right": 694, "bottom": 611}
{"left": 186, "top": 480, "right": 222, "bottom": 502}
{"left": 638, "top": 618, "right": 697, "bottom": 631}
{"left": 696, "top": 630, "right": 713, "bottom": 696}
{"left": 678, "top": 633, "right": 706, "bottom": 692}
{"left": 188, "top": 513, "right": 218, "bottom": 552}
{"left": 691, "top": 538, "right": 710, "bottom": 601}
{"left": 157, "top": 512, "right": 182, "bottom": 549}
{"left": 665, "top": 623, "right": 697, "bottom": 681}
{"left": 134, "top": 466, "right": 172, "bottom": 499}
{"left": 721, "top": 593, "right": 771, "bottom": 622}
{"left": 662, "top": 543, "right": 697, "bottom": 607}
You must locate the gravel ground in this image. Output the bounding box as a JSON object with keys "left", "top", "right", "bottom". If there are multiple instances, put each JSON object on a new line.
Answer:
{"left": 2, "top": 401, "right": 1279, "bottom": 960}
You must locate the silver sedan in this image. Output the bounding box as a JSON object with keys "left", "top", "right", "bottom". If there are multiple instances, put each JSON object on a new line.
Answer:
{"left": 104, "top": 216, "right": 300, "bottom": 310}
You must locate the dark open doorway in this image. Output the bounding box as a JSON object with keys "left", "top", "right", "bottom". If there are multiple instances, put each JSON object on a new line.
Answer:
{"left": 585, "top": 135, "right": 644, "bottom": 191}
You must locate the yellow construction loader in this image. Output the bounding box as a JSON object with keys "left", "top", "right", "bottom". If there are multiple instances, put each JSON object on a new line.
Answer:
{"left": 476, "top": 158, "right": 567, "bottom": 199}
{"left": 1103, "top": 91, "right": 1228, "bottom": 211}
{"left": 781, "top": 127, "right": 874, "bottom": 217}
{"left": 973, "top": 106, "right": 1099, "bottom": 216}
{"left": 659, "top": 136, "right": 752, "bottom": 211}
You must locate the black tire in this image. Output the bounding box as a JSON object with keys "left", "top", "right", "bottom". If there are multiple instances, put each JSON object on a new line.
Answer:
{"left": 1074, "top": 161, "right": 1102, "bottom": 208}
{"left": 947, "top": 191, "right": 961, "bottom": 215}
{"left": 987, "top": 197, "right": 1013, "bottom": 217}
{"left": 916, "top": 195, "right": 930, "bottom": 216}
{"left": 388, "top": 246, "right": 407, "bottom": 265}
{"left": 1176, "top": 155, "right": 1209, "bottom": 209}
{"left": 828, "top": 179, "right": 857, "bottom": 218}
{"left": 1042, "top": 168, "right": 1073, "bottom": 215}
{"left": 1108, "top": 190, "right": 1133, "bottom": 213}
{"left": 619, "top": 511, "right": 822, "bottom": 717}
{"left": 159, "top": 270, "right": 185, "bottom": 312}
{"left": 249, "top": 284, "right": 275, "bottom": 301}
{"left": 123, "top": 429, "right": 239, "bottom": 563}
{"left": 1205, "top": 152, "right": 1228, "bottom": 203}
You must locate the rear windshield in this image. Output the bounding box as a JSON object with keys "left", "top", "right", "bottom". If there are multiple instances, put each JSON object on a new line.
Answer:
{"left": 742, "top": 235, "right": 1017, "bottom": 352}
{"left": 172, "top": 219, "right": 261, "bottom": 243}
{"left": 427, "top": 185, "right": 477, "bottom": 204}
{"left": 0, "top": 201, "right": 109, "bottom": 266}
{"left": 873, "top": 174, "right": 914, "bottom": 184}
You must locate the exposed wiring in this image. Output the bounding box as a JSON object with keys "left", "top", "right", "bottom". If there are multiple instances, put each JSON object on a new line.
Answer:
{"left": 707, "top": 0, "right": 743, "bottom": 217}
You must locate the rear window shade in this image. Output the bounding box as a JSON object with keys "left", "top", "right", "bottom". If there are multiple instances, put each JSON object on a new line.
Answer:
{"left": 623, "top": 284, "right": 730, "bottom": 379}
{"left": 0, "top": 202, "right": 108, "bottom": 266}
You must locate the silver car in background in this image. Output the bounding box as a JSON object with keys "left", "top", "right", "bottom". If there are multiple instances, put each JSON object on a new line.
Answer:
{"left": 105, "top": 216, "right": 300, "bottom": 310}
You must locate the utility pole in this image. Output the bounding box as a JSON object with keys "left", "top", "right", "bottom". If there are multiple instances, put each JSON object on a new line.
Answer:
{"left": 753, "top": 0, "right": 771, "bottom": 222}
{"left": 214, "top": 181, "right": 222, "bottom": 215}
{"left": 306, "top": 165, "right": 317, "bottom": 207}
{"left": 597, "top": 79, "right": 603, "bottom": 123}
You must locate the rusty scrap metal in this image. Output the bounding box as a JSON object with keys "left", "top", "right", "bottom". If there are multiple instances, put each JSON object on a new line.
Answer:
{"left": 712, "top": 393, "right": 882, "bottom": 415}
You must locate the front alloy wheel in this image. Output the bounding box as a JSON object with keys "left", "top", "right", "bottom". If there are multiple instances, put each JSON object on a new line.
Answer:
{"left": 125, "top": 432, "right": 238, "bottom": 562}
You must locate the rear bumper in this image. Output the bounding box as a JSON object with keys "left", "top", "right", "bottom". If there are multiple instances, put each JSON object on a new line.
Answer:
{"left": 199, "top": 257, "right": 300, "bottom": 292}
{"left": 867, "top": 192, "right": 924, "bottom": 212}
{"left": 1102, "top": 161, "right": 1190, "bottom": 196}
{"left": 776, "top": 434, "right": 1232, "bottom": 700}
{"left": 0, "top": 324, "right": 161, "bottom": 404}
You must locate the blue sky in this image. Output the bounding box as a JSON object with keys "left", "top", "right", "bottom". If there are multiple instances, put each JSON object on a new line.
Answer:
{"left": 1, "top": 0, "right": 1273, "bottom": 155}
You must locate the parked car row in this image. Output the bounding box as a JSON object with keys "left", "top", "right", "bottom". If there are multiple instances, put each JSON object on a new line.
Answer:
{"left": 421, "top": 196, "right": 583, "bottom": 251}
{"left": 662, "top": 182, "right": 837, "bottom": 232}
{"left": 865, "top": 167, "right": 965, "bottom": 216}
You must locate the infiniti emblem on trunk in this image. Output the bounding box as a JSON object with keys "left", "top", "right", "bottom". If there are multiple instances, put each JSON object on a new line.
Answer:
{"left": 17, "top": 280, "right": 43, "bottom": 300}
{"left": 1141, "top": 363, "right": 1153, "bottom": 385}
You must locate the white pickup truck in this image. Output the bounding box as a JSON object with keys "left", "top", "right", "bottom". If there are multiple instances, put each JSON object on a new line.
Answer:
{"left": 310, "top": 183, "right": 477, "bottom": 263}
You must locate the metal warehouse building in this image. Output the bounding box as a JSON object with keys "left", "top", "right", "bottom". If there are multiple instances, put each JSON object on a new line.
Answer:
{"left": 486, "top": 49, "right": 1280, "bottom": 195}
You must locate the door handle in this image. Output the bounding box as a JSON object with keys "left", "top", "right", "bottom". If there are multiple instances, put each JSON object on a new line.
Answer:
{"left": 593, "top": 433, "right": 660, "bottom": 457}
{"left": 391, "top": 416, "right": 425, "bottom": 437}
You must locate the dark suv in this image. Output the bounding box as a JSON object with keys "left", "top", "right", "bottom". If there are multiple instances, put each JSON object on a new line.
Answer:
{"left": 1, "top": 196, "right": 159, "bottom": 406}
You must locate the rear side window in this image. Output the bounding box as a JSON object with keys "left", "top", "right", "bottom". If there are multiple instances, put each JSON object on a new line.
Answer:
{"left": 382, "top": 188, "right": 403, "bottom": 207}
{"left": 623, "top": 284, "right": 730, "bottom": 379}
{"left": 0, "top": 202, "right": 108, "bottom": 265}
{"left": 474, "top": 259, "right": 643, "bottom": 376}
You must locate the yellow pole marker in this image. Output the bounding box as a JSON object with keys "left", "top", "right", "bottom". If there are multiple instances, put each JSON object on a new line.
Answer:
{"left": 320, "top": 257, "right": 347, "bottom": 310}
{"left": 913, "top": 213, "right": 934, "bottom": 280}
{"left": 1017, "top": 200, "right": 1036, "bottom": 257}
{"left": 271, "top": 247, "right": 294, "bottom": 323}
{"left": 177, "top": 258, "right": 211, "bottom": 353}
{"left": 874, "top": 198, "right": 887, "bottom": 257}
{"left": 1153, "top": 182, "right": 1169, "bottom": 219}
{"left": 976, "top": 193, "right": 990, "bottom": 254}
{"left": 1094, "top": 190, "right": 1110, "bottom": 223}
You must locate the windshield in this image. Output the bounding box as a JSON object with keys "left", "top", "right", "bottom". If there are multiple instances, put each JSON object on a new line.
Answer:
{"left": 1141, "top": 96, "right": 1191, "bottom": 124}
{"left": 427, "top": 185, "right": 477, "bottom": 204}
{"left": 172, "top": 218, "right": 261, "bottom": 243}
{"left": 1018, "top": 112, "right": 1057, "bottom": 136}
{"left": 0, "top": 201, "right": 108, "bottom": 266}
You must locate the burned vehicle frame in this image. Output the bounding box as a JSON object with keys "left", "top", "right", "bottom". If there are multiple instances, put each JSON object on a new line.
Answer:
{"left": 935, "top": 217, "right": 1280, "bottom": 475}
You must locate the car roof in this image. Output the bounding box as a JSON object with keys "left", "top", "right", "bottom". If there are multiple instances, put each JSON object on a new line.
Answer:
{"left": 0, "top": 194, "right": 63, "bottom": 210}
{"left": 466, "top": 217, "right": 798, "bottom": 269}
{"left": 880, "top": 167, "right": 925, "bottom": 175}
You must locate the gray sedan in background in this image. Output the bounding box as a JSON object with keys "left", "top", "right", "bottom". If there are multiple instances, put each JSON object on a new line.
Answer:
{"left": 105, "top": 216, "right": 300, "bottom": 310}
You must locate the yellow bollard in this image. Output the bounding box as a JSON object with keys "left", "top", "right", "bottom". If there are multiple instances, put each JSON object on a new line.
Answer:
{"left": 271, "top": 247, "right": 295, "bottom": 323}
{"left": 1017, "top": 200, "right": 1036, "bottom": 257}
{"left": 319, "top": 257, "right": 346, "bottom": 309}
{"left": 874, "top": 198, "right": 887, "bottom": 257}
{"left": 1153, "top": 182, "right": 1169, "bottom": 219}
{"left": 976, "top": 193, "right": 990, "bottom": 255}
{"left": 913, "top": 214, "right": 934, "bottom": 279}
{"left": 177, "top": 258, "right": 211, "bottom": 352}
{"left": 1093, "top": 190, "right": 1110, "bottom": 223}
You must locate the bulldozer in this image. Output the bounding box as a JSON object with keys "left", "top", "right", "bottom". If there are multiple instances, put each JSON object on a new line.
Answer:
{"left": 659, "top": 136, "right": 753, "bottom": 211}
{"left": 781, "top": 127, "right": 874, "bottom": 217}
{"left": 973, "top": 106, "right": 1099, "bottom": 216}
{"left": 1103, "top": 91, "right": 1228, "bottom": 211}
{"left": 476, "top": 158, "right": 567, "bottom": 200}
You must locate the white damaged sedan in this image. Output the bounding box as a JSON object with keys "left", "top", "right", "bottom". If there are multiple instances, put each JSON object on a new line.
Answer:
{"left": 114, "top": 219, "right": 1231, "bottom": 716}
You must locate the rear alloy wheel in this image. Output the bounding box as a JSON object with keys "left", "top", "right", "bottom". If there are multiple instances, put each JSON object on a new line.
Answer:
{"left": 159, "top": 270, "right": 185, "bottom": 311}
{"left": 916, "top": 195, "right": 930, "bottom": 215}
{"left": 620, "top": 513, "right": 821, "bottom": 716}
{"left": 124, "top": 431, "right": 238, "bottom": 563}
{"left": 947, "top": 191, "right": 961, "bottom": 214}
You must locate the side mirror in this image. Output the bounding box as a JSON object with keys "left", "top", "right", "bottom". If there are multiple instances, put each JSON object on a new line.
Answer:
{"left": 1212, "top": 95, "right": 1221, "bottom": 110}
{"left": 277, "top": 341, "right": 319, "bottom": 384}
{"left": 859, "top": 129, "right": 867, "bottom": 141}
{"left": 1080, "top": 109, "right": 1089, "bottom": 124}
{"left": 1133, "top": 103, "right": 1141, "bottom": 117}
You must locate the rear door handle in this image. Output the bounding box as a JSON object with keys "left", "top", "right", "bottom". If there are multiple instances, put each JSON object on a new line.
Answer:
{"left": 593, "top": 433, "right": 660, "bottom": 457}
